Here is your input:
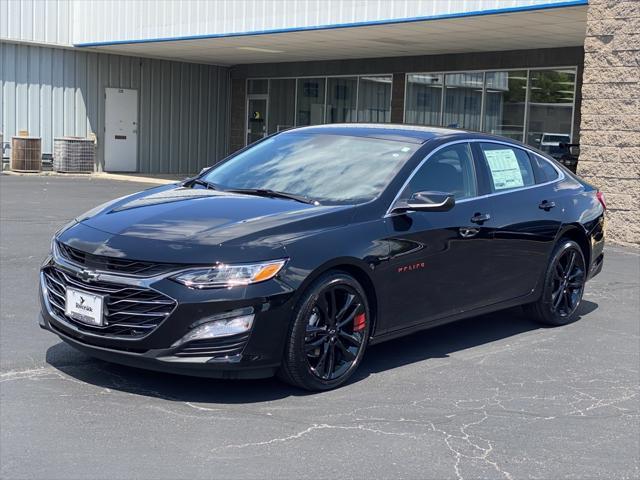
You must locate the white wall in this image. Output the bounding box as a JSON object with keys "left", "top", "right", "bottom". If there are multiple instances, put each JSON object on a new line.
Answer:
{"left": 71, "top": 0, "right": 579, "bottom": 45}
{"left": 0, "top": 0, "right": 74, "bottom": 45}
{"left": 1, "top": 42, "right": 230, "bottom": 173}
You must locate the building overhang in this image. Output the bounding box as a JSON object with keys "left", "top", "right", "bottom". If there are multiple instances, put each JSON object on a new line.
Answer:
{"left": 75, "top": 3, "right": 588, "bottom": 66}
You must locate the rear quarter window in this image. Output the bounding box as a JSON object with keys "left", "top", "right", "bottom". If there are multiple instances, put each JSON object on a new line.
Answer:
{"left": 478, "top": 143, "right": 535, "bottom": 192}
{"left": 532, "top": 154, "right": 560, "bottom": 183}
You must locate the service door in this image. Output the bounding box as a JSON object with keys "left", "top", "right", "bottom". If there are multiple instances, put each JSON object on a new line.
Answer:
{"left": 105, "top": 88, "right": 138, "bottom": 172}
{"left": 246, "top": 95, "right": 268, "bottom": 145}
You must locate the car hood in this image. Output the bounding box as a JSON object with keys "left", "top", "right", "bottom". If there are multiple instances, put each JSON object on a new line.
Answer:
{"left": 58, "top": 184, "right": 353, "bottom": 264}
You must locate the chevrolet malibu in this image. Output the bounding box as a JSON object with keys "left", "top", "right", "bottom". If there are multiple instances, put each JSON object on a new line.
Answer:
{"left": 39, "top": 124, "right": 606, "bottom": 390}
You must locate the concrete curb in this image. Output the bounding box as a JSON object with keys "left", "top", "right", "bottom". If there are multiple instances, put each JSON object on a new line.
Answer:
{"left": 1, "top": 170, "right": 183, "bottom": 185}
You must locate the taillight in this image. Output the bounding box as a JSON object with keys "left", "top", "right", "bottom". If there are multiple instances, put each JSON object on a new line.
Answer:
{"left": 596, "top": 191, "right": 607, "bottom": 210}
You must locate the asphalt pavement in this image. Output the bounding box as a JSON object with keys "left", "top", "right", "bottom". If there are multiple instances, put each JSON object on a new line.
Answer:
{"left": 1, "top": 175, "right": 638, "bottom": 479}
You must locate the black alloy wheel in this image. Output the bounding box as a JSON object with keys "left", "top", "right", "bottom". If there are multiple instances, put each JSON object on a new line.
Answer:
{"left": 278, "top": 272, "right": 370, "bottom": 390}
{"left": 550, "top": 247, "right": 586, "bottom": 317}
{"left": 526, "top": 239, "right": 587, "bottom": 326}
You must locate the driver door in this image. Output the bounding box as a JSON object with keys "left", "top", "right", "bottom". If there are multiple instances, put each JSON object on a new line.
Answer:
{"left": 379, "top": 142, "right": 499, "bottom": 333}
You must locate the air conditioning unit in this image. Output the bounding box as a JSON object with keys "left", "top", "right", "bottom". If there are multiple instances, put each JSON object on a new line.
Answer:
{"left": 11, "top": 136, "right": 42, "bottom": 172}
{"left": 53, "top": 137, "right": 95, "bottom": 173}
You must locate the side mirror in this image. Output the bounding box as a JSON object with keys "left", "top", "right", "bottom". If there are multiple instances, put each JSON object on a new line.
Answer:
{"left": 391, "top": 191, "right": 455, "bottom": 214}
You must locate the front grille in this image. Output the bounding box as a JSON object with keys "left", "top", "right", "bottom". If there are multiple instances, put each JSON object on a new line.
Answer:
{"left": 174, "top": 333, "right": 250, "bottom": 358}
{"left": 42, "top": 266, "right": 176, "bottom": 338}
{"left": 56, "top": 241, "right": 180, "bottom": 277}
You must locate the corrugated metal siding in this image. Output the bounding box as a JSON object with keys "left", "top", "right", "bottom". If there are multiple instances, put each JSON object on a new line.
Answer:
{"left": 72, "top": 0, "right": 578, "bottom": 45}
{"left": 0, "top": 0, "right": 73, "bottom": 45}
{"left": 1, "top": 42, "right": 230, "bottom": 173}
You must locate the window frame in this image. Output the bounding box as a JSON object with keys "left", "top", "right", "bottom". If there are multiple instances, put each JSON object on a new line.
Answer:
{"left": 386, "top": 138, "right": 565, "bottom": 216}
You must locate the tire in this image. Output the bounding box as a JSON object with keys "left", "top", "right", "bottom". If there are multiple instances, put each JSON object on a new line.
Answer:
{"left": 524, "top": 239, "right": 587, "bottom": 326}
{"left": 278, "top": 271, "right": 371, "bottom": 391}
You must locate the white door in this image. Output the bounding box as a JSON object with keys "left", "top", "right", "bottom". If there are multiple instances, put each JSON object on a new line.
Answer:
{"left": 105, "top": 88, "right": 138, "bottom": 172}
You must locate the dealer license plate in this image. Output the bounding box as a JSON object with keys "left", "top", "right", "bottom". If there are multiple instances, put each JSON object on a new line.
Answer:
{"left": 64, "top": 287, "right": 104, "bottom": 326}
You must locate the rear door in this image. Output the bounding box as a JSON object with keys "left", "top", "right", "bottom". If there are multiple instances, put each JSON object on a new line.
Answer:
{"left": 473, "top": 141, "right": 563, "bottom": 301}
{"left": 380, "top": 142, "right": 498, "bottom": 333}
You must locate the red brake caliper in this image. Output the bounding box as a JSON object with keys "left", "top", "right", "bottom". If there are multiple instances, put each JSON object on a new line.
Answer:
{"left": 353, "top": 313, "right": 366, "bottom": 332}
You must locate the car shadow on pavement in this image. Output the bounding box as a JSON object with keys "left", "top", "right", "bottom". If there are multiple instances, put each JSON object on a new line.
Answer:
{"left": 45, "top": 301, "right": 598, "bottom": 403}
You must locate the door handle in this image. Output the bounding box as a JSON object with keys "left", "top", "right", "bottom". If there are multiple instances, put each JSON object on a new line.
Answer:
{"left": 470, "top": 213, "right": 491, "bottom": 224}
{"left": 538, "top": 200, "right": 556, "bottom": 211}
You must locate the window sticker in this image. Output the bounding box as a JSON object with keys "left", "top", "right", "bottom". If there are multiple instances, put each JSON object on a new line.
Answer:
{"left": 484, "top": 149, "right": 525, "bottom": 190}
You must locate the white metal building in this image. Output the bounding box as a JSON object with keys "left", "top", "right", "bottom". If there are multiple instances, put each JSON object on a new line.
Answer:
{"left": 1, "top": 0, "right": 591, "bottom": 174}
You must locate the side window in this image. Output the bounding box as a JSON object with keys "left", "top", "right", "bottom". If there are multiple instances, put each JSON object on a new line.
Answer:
{"left": 532, "top": 154, "right": 560, "bottom": 183}
{"left": 402, "top": 143, "right": 477, "bottom": 200}
{"left": 479, "top": 143, "right": 535, "bottom": 192}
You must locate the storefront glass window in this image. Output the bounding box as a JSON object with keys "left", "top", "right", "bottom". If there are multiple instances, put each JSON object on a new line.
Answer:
{"left": 296, "top": 78, "right": 326, "bottom": 126}
{"left": 326, "top": 77, "right": 358, "bottom": 123}
{"left": 248, "top": 79, "right": 268, "bottom": 95}
{"left": 268, "top": 79, "right": 296, "bottom": 134}
{"left": 443, "top": 72, "right": 483, "bottom": 130}
{"left": 405, "top": 74, "right": 443, "bottom": 126}
{"left": 357, "top": 75, "right": 392, "bottom": 122}
{"left": 483, "top": 70, "right": 527, "bottom": 141}
{"left": 526, "top": 69, "right": 576, "bottom": 158}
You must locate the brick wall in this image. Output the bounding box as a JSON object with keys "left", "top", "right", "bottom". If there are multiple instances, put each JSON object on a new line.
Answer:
{"left": 578, "top": 0, "right": 640, "bottom": 246}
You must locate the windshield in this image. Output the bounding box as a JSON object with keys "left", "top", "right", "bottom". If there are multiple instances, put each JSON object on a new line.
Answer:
{"left": 203, "top": 133, "right": 420, "bottom": 205}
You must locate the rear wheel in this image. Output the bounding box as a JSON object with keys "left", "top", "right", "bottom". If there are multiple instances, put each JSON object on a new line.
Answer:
{"left": 278, "top": 272, "right": 370, "bottom": 391}
{"left": 525, "top": 239, "right": 586, "bottom": 326}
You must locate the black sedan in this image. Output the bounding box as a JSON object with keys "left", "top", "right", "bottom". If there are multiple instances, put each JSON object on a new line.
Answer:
{"left": 39, "top": 124, "right": 606, "bottom": 390}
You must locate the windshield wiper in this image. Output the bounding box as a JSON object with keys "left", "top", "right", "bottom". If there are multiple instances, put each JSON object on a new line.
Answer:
{"left": 185, "top": 178, "right": 218, "bottom": 190}
{"left": 226, "top": 188, "right": 319, "bottom": 205}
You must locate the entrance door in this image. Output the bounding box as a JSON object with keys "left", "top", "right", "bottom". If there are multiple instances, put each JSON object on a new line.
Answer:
{"left": 246, "top": 95, "right": 268, "bottom": 145}
{"left": 105, "top": 88, "right": 138, "bottom": 172}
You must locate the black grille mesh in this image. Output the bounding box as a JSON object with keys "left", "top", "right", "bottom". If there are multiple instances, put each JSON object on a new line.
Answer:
{"left": 42, "top": 266, "right": 176, "bottom": 338}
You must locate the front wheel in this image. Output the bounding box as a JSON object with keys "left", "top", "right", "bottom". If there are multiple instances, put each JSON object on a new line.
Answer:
{"left": 278, "top": 272, "right": 371, "bottom": 391}
{"left": 525, "top": 239, "right": 587, "bottom": 326}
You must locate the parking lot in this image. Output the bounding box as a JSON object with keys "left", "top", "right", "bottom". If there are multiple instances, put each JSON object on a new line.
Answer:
{"left": 1, "top": 175, "right": 638, "bottom": 479}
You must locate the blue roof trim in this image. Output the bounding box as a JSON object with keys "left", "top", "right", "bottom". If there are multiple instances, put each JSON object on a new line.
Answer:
{"left": 74, "top": 0, "right": 588, "bottom": 48}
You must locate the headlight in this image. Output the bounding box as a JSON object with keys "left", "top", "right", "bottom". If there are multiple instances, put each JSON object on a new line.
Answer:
{"left": 172, "top": 259, "right": 287, "bottom": 289}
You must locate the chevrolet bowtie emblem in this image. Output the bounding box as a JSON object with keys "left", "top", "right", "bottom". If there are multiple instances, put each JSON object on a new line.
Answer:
{"left": 78, "top": 269, "right": 100, "bottom": 282}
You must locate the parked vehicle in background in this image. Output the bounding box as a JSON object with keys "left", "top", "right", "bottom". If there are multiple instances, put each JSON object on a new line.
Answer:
{"left": 39, "top": 124, "right": 606, "bottom": 391}
{"left": 539, "top": 133, "right": 572, "bottom": 159}
{"left": 559, "top": 143, "right": 580, "bottom": 173}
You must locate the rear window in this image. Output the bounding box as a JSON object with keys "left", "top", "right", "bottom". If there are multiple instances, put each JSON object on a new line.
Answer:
{"left": 478, "top": 143, "right": 535, "bottom": 192}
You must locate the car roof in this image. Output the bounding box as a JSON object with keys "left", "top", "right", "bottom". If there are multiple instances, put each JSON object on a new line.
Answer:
{"left": 280, "top": 123, "right": 509, "bottom": 145}
{"left": 277, "top": 124, "right": 556, "bottom": 159}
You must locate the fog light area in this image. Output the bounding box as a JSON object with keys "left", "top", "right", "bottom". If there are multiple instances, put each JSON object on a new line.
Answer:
{"left": 172, "top": 309, "right": 254, "bottom": 347}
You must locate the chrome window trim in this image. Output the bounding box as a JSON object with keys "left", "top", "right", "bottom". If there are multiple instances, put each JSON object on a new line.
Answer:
{"left": 385, "top": 138, "right": 565, "bottom": 217}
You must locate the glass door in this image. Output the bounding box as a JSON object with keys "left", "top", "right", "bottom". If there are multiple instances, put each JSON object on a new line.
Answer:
{"left": 246, "top": 95, "right": 268, "bottom": 145}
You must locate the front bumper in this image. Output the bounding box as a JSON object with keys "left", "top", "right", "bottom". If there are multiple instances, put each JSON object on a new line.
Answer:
{"left": 39, "top": 255, "right": 297, "bottom": 379}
